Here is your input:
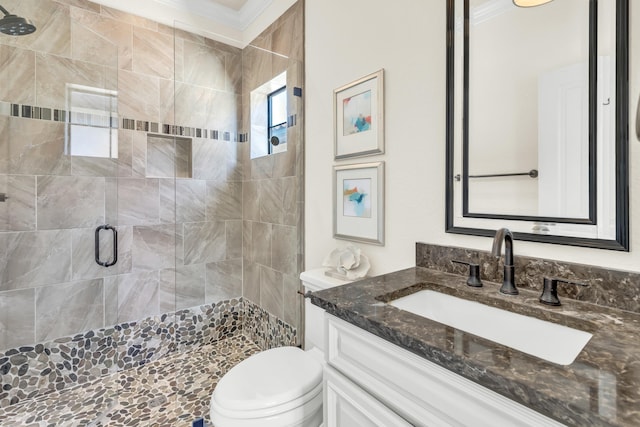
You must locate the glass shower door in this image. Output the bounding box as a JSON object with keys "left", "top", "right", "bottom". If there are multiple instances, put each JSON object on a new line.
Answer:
{"left": 0, "top": 1, "right": 123, "bottom": 423}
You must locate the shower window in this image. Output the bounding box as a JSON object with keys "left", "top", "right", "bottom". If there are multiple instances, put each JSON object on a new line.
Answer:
{"left": 267, "top": 86, "right": 287, "bottom": 154}
{"left": 250, "top": 71, "right": 287, "bottom": 158}
{"left": 65, "top": 84, "right": 118, "bottom": 158}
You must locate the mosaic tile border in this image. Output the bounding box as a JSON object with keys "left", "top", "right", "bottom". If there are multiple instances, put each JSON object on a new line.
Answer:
{"left": 0, "top": 100, "right": 299, "bottom": 143}
{"left": 0, "top": 298, "right": 242, "bottom": 409}
{"left": 242, "top": 299, "right": 297, "bottom": 350}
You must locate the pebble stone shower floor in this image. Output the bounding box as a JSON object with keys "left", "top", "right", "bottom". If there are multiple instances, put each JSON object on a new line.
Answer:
{"left": 0, "top": 335, "right": 261, "bottom": 426}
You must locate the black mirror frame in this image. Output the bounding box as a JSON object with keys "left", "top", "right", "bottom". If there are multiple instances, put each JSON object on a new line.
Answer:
{"left": 445, "top": 0, "right": 629, "bottom": 251}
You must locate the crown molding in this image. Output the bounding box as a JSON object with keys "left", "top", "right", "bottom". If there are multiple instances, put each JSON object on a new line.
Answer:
{"left": 154, "top": 0, "right": 272, "bottom": 30}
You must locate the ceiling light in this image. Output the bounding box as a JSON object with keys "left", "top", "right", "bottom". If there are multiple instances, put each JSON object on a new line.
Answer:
{"left": 513, "top": 0, "right": 554, "bottom": 7}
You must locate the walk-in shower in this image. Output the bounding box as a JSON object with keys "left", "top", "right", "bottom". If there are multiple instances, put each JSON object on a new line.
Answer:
{"left": 0, "top": 4, "right": 36, "bottom": 35}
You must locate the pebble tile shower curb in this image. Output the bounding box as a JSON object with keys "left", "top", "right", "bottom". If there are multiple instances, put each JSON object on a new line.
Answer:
{"left": 0, "top": 297, "right": 296, "bottom": 411}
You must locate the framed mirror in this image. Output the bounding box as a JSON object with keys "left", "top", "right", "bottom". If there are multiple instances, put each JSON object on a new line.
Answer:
{"left": 446, "top": 0, "right": 629, "bottom": 250}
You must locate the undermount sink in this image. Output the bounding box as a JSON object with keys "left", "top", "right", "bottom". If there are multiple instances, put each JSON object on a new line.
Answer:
{"left": 389, "top": 290, "right": 592, "bottom": 365}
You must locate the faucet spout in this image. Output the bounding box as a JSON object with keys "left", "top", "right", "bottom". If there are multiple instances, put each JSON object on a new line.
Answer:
{"left": 491, "top": 228, "right": 518, "bottom": 295}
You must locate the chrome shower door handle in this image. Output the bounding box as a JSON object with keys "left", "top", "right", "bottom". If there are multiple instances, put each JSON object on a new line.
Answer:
{"left": 95, "top": 224, "right": 118, "bottom": 267}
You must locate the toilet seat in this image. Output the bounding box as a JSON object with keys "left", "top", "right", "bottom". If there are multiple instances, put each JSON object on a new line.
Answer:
{"left": 210, "top": 346, "right": 323, "bottom": 426}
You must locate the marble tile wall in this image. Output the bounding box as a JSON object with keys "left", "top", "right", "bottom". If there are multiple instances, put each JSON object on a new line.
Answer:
{"left": 241, "top": 1, "right": 306, "bottom": 339}
{"left": 416, "top": 242, "right": 640, "bottom": 314}
{"left": 0, "top": 0, "right": 246, "bottom": 352}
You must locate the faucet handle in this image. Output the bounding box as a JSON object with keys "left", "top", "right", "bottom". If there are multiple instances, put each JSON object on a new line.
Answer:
{"left": 451, "top": 260, "right": 483, "bottom": 287}
{"left": 539, "top": 277, "right": 588, "bottom": 306}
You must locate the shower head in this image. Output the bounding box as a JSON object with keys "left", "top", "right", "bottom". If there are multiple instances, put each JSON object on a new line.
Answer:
{"left": 0, "top": 4, "right": 36, "bottom": 36}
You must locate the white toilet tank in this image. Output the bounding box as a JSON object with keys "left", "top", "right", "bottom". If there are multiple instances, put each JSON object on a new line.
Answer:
{"left": 300, "top": 269, "right": 353, "bottom": 352}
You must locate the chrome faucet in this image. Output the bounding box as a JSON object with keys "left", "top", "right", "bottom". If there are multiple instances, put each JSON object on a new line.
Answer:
{"left": 491, "top": 228, "right": 518, "bottom": 295}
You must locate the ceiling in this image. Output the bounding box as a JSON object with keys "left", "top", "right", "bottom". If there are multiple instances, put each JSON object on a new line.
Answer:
{"left": 209, "top": 0, "right": 250, "bottom": 12}
{"left": 89, "top": 0, "right": 281, "bottom": 47}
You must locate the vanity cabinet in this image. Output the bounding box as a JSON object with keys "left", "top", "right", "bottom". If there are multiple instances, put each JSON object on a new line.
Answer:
{"left": 323, "top": 314, "right": 565, "bottom": 427}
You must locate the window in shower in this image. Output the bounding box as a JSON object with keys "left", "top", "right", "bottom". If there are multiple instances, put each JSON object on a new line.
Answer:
{"left": 65, "top": 84, "right": 118, "bottom": 158}
{"left": 250, "top": 71, "right": 287, "bottom": 159}
{"left": 267, "top": 85, "right": 287, "bottom": 155}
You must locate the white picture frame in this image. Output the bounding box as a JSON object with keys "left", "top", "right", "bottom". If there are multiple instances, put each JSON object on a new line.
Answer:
{"left": 334, "top": 69, "right": 384, "bottom": 160}
{"left": 333, "top": 162, "right": 385, "bottom": 245}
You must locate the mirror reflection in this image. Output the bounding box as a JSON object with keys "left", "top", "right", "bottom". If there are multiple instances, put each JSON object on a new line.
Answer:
{"left": 446, "top": 0, "right": 629, "bottom": 250}
{"left": 467, "top": 0, "right": 592, "bottom": 218}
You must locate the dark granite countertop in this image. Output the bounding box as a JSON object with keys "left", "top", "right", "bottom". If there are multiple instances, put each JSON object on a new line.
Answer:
{"left": 309, "top": 267, "right": 640, "bottom": 427}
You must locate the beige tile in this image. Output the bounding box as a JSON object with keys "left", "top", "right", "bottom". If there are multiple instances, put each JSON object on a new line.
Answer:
{"left": 37, "top": 175, "right": 105, "bottom": 230}
{"left": 99, "top": 5, "right": 158, "bottom": 30}
{"left": 35, "top": 279, "right": 104, "bottom": 341}
{"left": 182, "top": 40, "right": 226, "bottom": 90}
{"left": 158, "top": 269, "right": 176, "bottom": 313}
{"left": 0, "top": 175, "right": 36, "bottom": 232}
{"left": 159, "top": 78, "right": 175, "bottom": 124}
{"left": 0, "top": 45, "right": 35, "bottom": 104}
{"left": 243, "top": 179, "right": 261, "bottom": 223}
{"left": 259, "top": 179, "right": 283, "bottom": 224}
{"left": 0, "top": 116, "right": 7, "bottom": 174}
{"left": 58, "top": 0, "right": 101, "bottom": 13}
{"left": 36, "top": 53, "right": 113, "bottom": 109}
{"left": 105, "top": 271, "right": 159, "bottom": 324}
{"left": 70, "top": 156, "right": 118, "bottom": 177}
{"left": 70, "top": 20, "right": 118, "bottom": 67}
{"left": 161, "top": 264, "right": 206, "bottom": 310}
{"left": 147, "top": 135, "right": 192, "bottom": 179}
{"left": 117, "top": 178, "right": 160, "bottom": 226}
{"left": 0, "top": 288, "right": 35, "bottom": 349}
{"left": 206, "top": 258, "right": 242, "bottom": 303}
{"left": 260, "top": 266, "right": 283, "bottom": 318}
{"left": 159, "top": 178, "right": 176, "bottom": 224}
{"left": 132, "top": 224, "right": 176, "bottom": 272}
{"left": 192, "top": 138, "right": 227, "bottom": 181}
{"left": 118, "top": 70, "right": 160, "bottom": 122}
{"left": 183, "top": 221, "right": 226, "bottom": 265}
{"left": 242, "top": 260, "right": 260, "bottom": 305}
{"left": 6, "top": 117, "right": 69, "bottom": 175}
{"left": 226, "top": 220, "right": 242, "bottom": 259}
{"left": 226, "top": 49, "right": 243, "bottom": 94}
{"left": 207, "top": 180, "right": 242, "bottom": 220}
{"left": 251, "top": 221, "right": 271, "bottom": 267}
{"left": 70, "top": 6, "right": 132, "bottom": 70}
{"left": 273, "top": 139, "right": 296, "bottom": 178}
{"left": 282, "top": 176, "right": 299, "bottom": 226}
{"left": 177, "top": 180, "right": 206, "bottom": 223}
{"left": 132, "top": 131, "right": 147, "bottom": 178}
{"left": 0, "top": 230, "right": 72, "bottom": 291}
{"left": 132, "top": 26, "right": 173, "bottom": 79}
{"left": 242, "top": 43, "right": 273, "bottom": 92}
{"left": 271, "top": 225, "right": 296, "bottom": 275}
{"left": 283, "top": 273, "right": 302, "bottom": 331}
{"left": 251, "top": 155, "right": 274, "bottom": 180}
{"left": 117, "top": 129, "right": 133, "bottom": 177}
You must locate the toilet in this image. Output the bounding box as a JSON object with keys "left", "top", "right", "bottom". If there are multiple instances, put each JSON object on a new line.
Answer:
{"left": 210, "top": 269, "right": 351, "bottom": 427}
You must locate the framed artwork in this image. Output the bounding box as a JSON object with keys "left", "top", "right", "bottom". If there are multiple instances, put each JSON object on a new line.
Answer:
{"left": 333, "top": 162, "right": 385, "bottom": 245}
{"left": 334, "top": 69, "right": 384, "bottom": 160}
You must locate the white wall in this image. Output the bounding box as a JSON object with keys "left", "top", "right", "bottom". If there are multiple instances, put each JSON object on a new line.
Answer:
{"left": 305, "top": 1, "right": 640, "bottom": 277}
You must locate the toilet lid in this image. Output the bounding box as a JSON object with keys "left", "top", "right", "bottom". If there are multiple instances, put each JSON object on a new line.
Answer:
{"left": 213, "top": 346, "right": 323, "bottom": 411}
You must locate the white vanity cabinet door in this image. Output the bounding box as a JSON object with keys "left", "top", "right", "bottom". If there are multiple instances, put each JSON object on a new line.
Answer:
{"left": 324, "top": 366, "right": 413, "bottom": 427}
{"left": 325, "top": 314, "right": 565, "bottom": 427}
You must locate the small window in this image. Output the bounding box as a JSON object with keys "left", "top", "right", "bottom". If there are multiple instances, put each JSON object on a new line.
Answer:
{"left": 65, "top": 84, "right": 118, "bottom": 158}
{"left": 268, "top": 86, "right": 287, "bottom": 154}
{"left": 250, "top": 71, "right": 286, "bottom": 159}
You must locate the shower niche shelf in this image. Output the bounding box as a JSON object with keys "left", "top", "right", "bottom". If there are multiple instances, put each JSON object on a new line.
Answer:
{"left": 146, "top": 134, "right": 192, "bottom": 179}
